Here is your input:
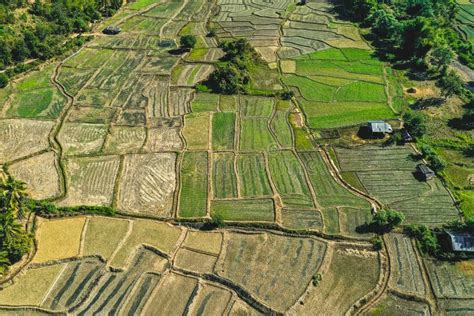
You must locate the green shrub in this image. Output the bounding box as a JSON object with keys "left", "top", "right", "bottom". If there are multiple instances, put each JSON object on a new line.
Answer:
{"left": 180, "top": 35, "right": 197, "bottom": 50}
{"left": 0, "top": 73, "right": 8, "bottom": 88}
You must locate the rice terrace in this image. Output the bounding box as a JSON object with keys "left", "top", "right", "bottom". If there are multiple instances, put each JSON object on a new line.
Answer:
{"left": 0, "top": 0, "right": 473, "bottom": 315}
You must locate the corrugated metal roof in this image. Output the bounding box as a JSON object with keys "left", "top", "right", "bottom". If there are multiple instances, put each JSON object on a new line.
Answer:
{"left": 447, "top": 232, "right": 474, "bottom": 252}
{"left": 368, "top": 121, "right": 392, "bottom": 133}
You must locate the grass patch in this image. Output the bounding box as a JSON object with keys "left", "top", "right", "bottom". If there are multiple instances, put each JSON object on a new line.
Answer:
{"left": 240, "top": 117, "right": 276, "bottom": 151}
{"left": 237, "top": 153, "right": 272, "bottom": 198}
{"left": 179, "top": 152, "right": 208, "bottom": 218}
{"left": 211, "top": 199, "right": 274, "bottom": 222}
{"left": 212, "top": 112, "right": 235, "bottom": 150}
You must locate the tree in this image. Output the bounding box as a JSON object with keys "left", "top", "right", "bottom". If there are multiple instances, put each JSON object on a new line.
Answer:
{"left": 208, "top": 65, "right": 247, "bottom": 94}
{"left": 180, "top": 35, "right": 197, "bottom": 50}
{"left": 371, "top": 209, "right": 405, "bottom": 232}
{"left": 403, "top": 111, "right": 427, "bottom": 138}
{"left": 0, "top": 73, "right": 8, "bottom": 88}
{"left": 371, "top": 9, "right": 400, "bottom": 40}
{"left": 437, "top": 71, "right": 466, "bottom": 99}
{"left": 428, "top": 46, "right": 453, "bottom": 75}
{"left": 211, "top": 213, "right": 225, "bottom": 228}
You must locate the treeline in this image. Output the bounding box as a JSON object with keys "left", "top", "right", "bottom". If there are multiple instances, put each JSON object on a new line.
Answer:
{"left": 0, "top": 0, "right": 121, "bottom": 76}
{"left": 339, "top": 0, "right": 473, "bottom": 70}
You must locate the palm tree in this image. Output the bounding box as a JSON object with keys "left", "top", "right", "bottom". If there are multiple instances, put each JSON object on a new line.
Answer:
{"left": 0, "top": 251, "right": 10, "bottom": 275}
{"left": 0, "top": 176, "right": 29, "bottom": 219}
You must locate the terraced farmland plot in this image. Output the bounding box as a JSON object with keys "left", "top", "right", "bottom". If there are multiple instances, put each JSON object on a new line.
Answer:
{"left": 240, "top": 117, "right": 276, "bottom": 151}
{"left": 271, "top": 100, "right": 293, "bottom": 148}
{"left": 0, "top": 119, "right": 53, "bottom": 163}
{"left": 60, "top": 156, "right": 120, "bottom": 207}
{"left": 211, "top": 198, "right": 274, "bottom": 222}
{"left": 425, "top": 259, "right": 474, "bottom": 299}
{"left": 182, "top": 112, "right": 210, "bottom": 150}
{"left": 179, "top": 152, "right": 209, "bottom": 218}
{"left": 117, "top": 153, "right": 177, "bottom": 216}
{"left": 58, "top": 123, "right": 107, "bottom": 156}
{"left": 268, "top": 150, "right": 315, "bottom": 208}
{"left": 237, "top": 153, "right": 272, "bottom": 198}
{"left": 219, "top": 232, "right": 326, "bottom": 312}
{"left": 334, "top": 145, "right": 459, "bottom": 225}
{"left": 212, "top": 153, "right": 238, "bottom": 199}
{"left": 9, "top": 151, "right": 61, "bottom": 200}
{"left": 4, "top": 65, "right": 66, "bottom": 119}
{"left": 294, "top": 244, "right": 380, "bottom": 315}
{"left": 385, "top": 234, "right": 426, "bottom": 296}
{"left": 212, "top": 112, "right": 236, "bottom": 150}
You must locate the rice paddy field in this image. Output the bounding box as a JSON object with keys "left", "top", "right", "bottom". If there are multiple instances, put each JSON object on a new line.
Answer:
{"left": 0, "top": 0, "right": 468, "bottom": 314}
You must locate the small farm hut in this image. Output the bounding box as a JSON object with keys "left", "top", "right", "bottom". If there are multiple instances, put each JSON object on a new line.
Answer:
{"left": 401, "top": 129, "right": 413, "bottom": 142}
{"left": 416, "top": 163, "right": 435, "bottom": 181}
{"left": 447, "top": 232, "right": 474, "bottom": 253}
{"left": 103, "top": 26, "right": 121, "bottom": 35}
{"left": 367, "top": 121, "right": 393, "bottom": 134}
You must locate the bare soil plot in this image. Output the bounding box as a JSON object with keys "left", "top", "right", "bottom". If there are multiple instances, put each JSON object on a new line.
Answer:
{"left": 9, "top": 151, "right": 61, "bottom": 200}
{"left": 143, "top": 127, "right": 183, "bottom": 152}
{"left": 294, "top": 244, "right": 380, "bottom": 315}
{"left": 0, "top": 119, "right": 53, "bottom": 163}
{"left": 58, "top": 123, "right": 107, "bottom": 156}
{"left": 83, "top": 217, "right": 130, "bottom": 261}
{"left": 219, "top": 232, "right": 326, "bottom": 312}
{"left": 110, "top": 220, "right": 181, "bottom": 269}
{"left": 60, "top": 156, "right": 120, "bottom": 207}
{"left": 33, "top": 217, "right": 86, "bottom": 263}
{"left": 117, "top": 153, "right": 177, "bottom": 216}
{"left": 385, "top": 233, "right": 426, "bottom": 296}
{"left": 178, "top": 151, "right": 208, "bottom": 218}
{"left": 103, "top": 126, "right": 146, "bottom": 154}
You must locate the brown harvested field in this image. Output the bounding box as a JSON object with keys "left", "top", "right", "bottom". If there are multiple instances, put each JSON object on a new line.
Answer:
{"left": 117, "top": 153, "right": 177, "bottom": 216}
{"left": 110, "top": 219, "right": 181, "bottom": 269}
{"left": 33, "top": 217, "right": 86, "bottom": 263}
{"left": 82, "top": 217, "right": 130, "bottom": 261}
{"left": 143, "top": 127, "right": 183, "bottom": 152}
{"left": 219, "top": 232, "right": 327, "bottom": 312}
{"left": 0, "top": 264, "right": 66, "bottom": 306}
{"left": 368, "top": 293, "right": 430, "bottom": 315}
{"left": 228, "top": 299, "right": 262, "bottom": 316}
{"left": 255, "top": 46, "right": 278, "bottom": 63}
{"left": 60, "top": 155, "right": 120, "bottom": 207}
{"left": 143, "top": 273, "right": 197, "bottom": 315}
{"left": 280, "top": 60, "right": 296, "bottom": 73}
{"left": 0, "top": 119, "right": 53, "bottom": 162}
{"left": 57, "top": 123, "right": 107, "bottom": 156}
{"left": 174, "top": 248, "right": 217, "bottom": 274}
{"left": 188, "top": 284, "right": 233, "bottom": 315}
{"left": 103, "top": 126, "right": 146, "bottom": 154}
{"left": 294, "top": 244, "right": 380, "bottom": 315}
{"left": 425, "top": 258, "right": 474, "bottom": 299}
{"left": 183, "top": 231, "right": 222, "bottom": 255}
{"left": 9, "top": 151, "right": 61, "bottom": 200}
